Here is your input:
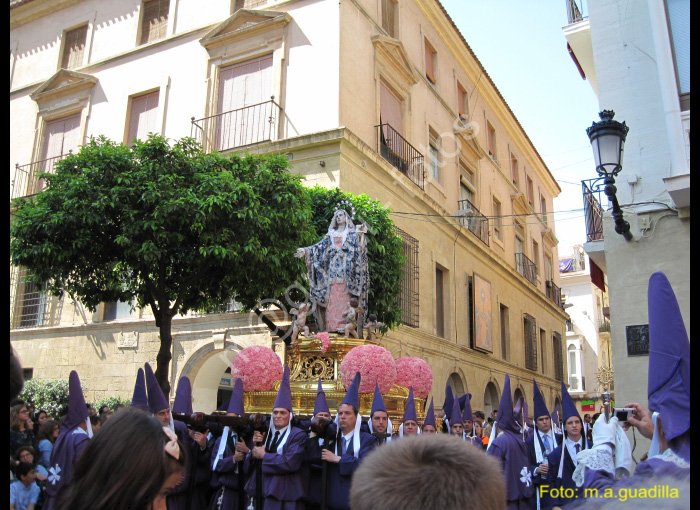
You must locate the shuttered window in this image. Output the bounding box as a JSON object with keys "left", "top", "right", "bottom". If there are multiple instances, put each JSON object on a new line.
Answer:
{"left": 216, "top": 55, "right": 274, "bottom": 150}
{"left": 127, "top": 90, "right": 160, "bottom": 144}
{"left": 379, "top": 81, "right": 403, "bottom": 136}
{"left": 140, "top": 0, "right": 170, "bottom": 45}
{"left": 425, "top": 39, "right": 436, "bottom": 84}
{"left": 61, "top": 25, "right": 88, "bottom": 69}
{"left": 381, "top": 0, "right": 396, "bottom": 38}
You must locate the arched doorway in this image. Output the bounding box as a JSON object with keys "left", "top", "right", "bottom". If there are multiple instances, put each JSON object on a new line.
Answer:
{"left": 184, "top": 347, "right": 239, "bottom": 413}
{"left": 483, "top": 381, "right": 499, "bottom": 418}
{"left": 447, "top": 372, "right": 465, "bottom": 396}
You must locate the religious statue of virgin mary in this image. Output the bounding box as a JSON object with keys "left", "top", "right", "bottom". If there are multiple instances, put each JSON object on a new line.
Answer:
{"left": 295, "top": 206, "right": 369, "bottom": 333}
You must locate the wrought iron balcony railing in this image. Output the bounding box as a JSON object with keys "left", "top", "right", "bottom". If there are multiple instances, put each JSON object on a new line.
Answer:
{"left": 11, "top": 154, "right": 68, "bottom": 201}
{"left": 376, "top": 123, "right": 424, "bottom": 189}
{"left": 582, "top": 178, "right": 605, "bottom": 242}
{"left": 457, "top": 198, "right": 489, "bottom": 246}
{"left": 516, "top": 253, "right": 537, "bottom": 286}
{"left": 191, "top": 99, "right": 282, "bottom": 152}
{"left": 566, "top": 0, "right": 587, "bottom": 24}
{"left": 546, "top": 280, "right": 564, "bottom": 308}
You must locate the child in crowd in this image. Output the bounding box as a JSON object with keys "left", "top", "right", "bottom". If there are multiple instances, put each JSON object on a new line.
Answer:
{"left": 10, "top": 462, "right": 40, "bottom": 510}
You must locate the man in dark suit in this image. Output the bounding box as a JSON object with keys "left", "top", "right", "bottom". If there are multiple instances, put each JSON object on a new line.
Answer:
{"left": 543, "top": 382, "right": 590, "bottom": 509}
{"left": 526, "top": 380, "right": 562, "bottom": 510}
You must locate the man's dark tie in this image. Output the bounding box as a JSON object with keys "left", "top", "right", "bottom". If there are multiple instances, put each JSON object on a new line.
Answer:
{"left": 575, "top": 443, "right": 581, "bottom": 453}
{"left": 345, "top": 437, "right": 354, "bottom": 456}
{"left": 267, "top": 431, "right": 280, "bottom": 453}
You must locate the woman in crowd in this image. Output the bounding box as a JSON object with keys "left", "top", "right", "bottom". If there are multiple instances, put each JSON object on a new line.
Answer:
{"left": 10, "top": 404, "right": 38, "bottom": 459}
{"left": 473, "top": 421, "right": 488, "bottom": 450}
{"left": 59, "top": 408, "right": 186, "bottom": 510}
{"left": 36, "top": 419, "right": 59, "bottom": 469}
{"left": 32, "top": 409, "right": 50, "bottom": 435}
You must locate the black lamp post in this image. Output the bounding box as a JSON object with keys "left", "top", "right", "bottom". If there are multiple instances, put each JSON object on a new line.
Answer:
{"left": 586, "top": 110, "right": 632, "bottom": 241}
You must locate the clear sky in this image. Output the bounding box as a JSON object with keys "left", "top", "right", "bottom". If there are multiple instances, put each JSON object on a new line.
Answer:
{"left": 439, "top": 0, "right": 601, "bottom": 255}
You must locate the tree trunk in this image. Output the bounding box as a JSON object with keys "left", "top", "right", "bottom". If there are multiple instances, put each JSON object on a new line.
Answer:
{"left": 155, "top": 312, "right": 174, "bottom": 397}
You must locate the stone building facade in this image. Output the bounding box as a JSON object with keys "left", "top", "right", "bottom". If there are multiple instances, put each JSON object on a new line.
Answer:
{"left": 11, "top": 0, "right": 568, "bottom": 415}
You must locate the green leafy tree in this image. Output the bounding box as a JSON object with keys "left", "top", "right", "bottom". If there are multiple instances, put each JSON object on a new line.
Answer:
{"left": 94, "top": 396, "right": 132, "bottom": 412}
{"left": 19, "top": 379, "right": 72, "bottom": 419}
{"left": 305, "top": 186, "right": 404, "bottom": 331}
{"left": 11, "top": 135, "right": 316, "bottom": 394}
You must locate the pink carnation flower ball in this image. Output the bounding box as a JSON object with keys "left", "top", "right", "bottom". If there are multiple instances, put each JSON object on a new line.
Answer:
{"left": 395, "top": 357, "right": 433, "bottom": 398}
{"left": 340, "top": 344, "right": 397, "bottom": 394}
{"left": 230, "top": 346, "right": 283, "bottom": 391}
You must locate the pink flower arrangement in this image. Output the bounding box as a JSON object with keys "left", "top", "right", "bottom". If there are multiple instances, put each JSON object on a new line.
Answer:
{"left": 314, "top": 332, "right": 331, "bottom": 353}
{"left": 340, "top": 345, "right": 397, "bottom": 394}
{"left": 395, "top": 357, "right": 433, "bottom": 398}
{"left": 230, "top": 346, "right": 283, "bottom": 391}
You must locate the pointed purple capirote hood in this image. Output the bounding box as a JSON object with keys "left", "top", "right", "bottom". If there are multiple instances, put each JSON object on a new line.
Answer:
{"left": 64, "top": 370, "right": 88, "bottom": 431}
{"left": 461, "top": 392, "right": 473, "bottom": 422}
{"left": 131, "top": 368, "right": 149, "bottom": 412}
{"left": 173, "top": 376, "right": 193, "bottom": 415}
{"left": 402, "top": 387, "right": 417, "bottom": 422}
{"left": 145, "top": 362, "right": 170, "bottom": 414}
{"left": 314, "top": 378, "right": 330, "bottom": 416}
{"left": 533, "top": 379, "right": 549, "bottom": 420}
{"left": 513, "top": 396, "right": 524, "bottom": 428}
{"left": 647, "top": 272, "right": 690, "bottom": 445}
{"left": 423, "top": 397, "right": 436, "bottom": 428}
{"left": 227, "top": 378, "right": 245, "bottom": 415}
{"left": 496, "top": 375, "right": 519, "bottom": 434}
{"left": 450, "top": 391, "right": 461, "bottom": 428}
{"left": 273, "top": 366, "right": 293, "bottom": 411}
{"left": 371, "top": 382, "right": 387, "bottom": 416}
{"left": 443, "top": 384, "right": 455, "bottom": 420}
{"left": 341, "top": 372, "right": 361, "bottom": 410}
{"left": 560, "top": 381, "right": 580, "bottom": 426}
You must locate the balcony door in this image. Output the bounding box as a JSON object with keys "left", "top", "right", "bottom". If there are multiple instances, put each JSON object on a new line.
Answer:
{"left": 216, "top": 54, "right": 273, "bottom": 150}
{"left": 380, "top": 81, "right": 403, "bottom": 136}
{"left": 36, "top": 114, "right": 81, "bottom": 193}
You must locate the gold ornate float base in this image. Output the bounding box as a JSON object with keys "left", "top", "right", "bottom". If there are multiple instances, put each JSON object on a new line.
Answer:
{"left": 243, "top": 334, "right": 428, "bottom": 433}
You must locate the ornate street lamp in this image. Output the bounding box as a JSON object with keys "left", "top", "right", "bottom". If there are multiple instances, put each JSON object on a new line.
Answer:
{"left": 586, "top": 110, "right": 632, "bottom": 240}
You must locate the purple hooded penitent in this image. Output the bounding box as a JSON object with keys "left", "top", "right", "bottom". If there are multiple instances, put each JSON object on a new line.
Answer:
{"left": 145, "top": 362, "right": 170, "bottom": 414}
{"left": 647, "top": 272, "right": 690, "bottom": 453}
{"left": 228, "top": 378, "right": 244, "bottom": 415}
{"left": 43, "top": 371, "right": 91, "bottom": 510}
{"left": 274, "top": 366, "right": 293, "bottom": 412}
{"left": 486, "top": 374, "right": 534, "bottom": 506}
{"left": 423, "top": 397, "right": 436, "bottom": 428}
{"left": 172, "top": 376, "right": 193, "bottom": 415}
{"left": 533, "top": 379, "right": 549, "bottom": 420}
{"left": 131, "top": 368, "right": 148, "bottom": 412}
{"left": 513, "top": 396, "right": 524, "bottom": 429}
{"left": 314, "top": 378, "right": 330, "bottom": 416}
{"left": 64, "top": 370, "right": 89, "bottom": 431}
{"left": 402, "top": 387, "right": 417, "bottom": 423}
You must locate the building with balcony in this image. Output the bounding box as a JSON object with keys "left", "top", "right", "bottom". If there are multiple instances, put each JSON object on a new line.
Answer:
{"left": 11, "top": 0, "right": 568, "bottom": 415}
{"left": 563, "top": 0, "right": 689, "bottom": 450}
{"left": 559, "top": 246, "right": 613, "bottom": 417}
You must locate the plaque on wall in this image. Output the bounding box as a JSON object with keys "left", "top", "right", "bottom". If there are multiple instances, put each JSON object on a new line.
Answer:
{"left": 117, "top": 331, "right": 139, "bottom": 349}
{"left": 625, "top": 325, "right": 649, "bottom": 356}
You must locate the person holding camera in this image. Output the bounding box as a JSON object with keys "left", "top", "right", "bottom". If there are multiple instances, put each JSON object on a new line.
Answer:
{"left": 576, "top": 273, "right": 689, "bottom": 497}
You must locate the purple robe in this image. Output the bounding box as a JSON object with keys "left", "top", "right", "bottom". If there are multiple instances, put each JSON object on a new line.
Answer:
{"left": 305, "top": 431, "right": 377, "bottom": 510}
{"left": 43, "top": 427, "right": 90, "bottom": 510}
{"left": 168, "top": 420, "right": 210, "bottom": 510}
{"left": 245, "top": 426, "right": 307, "bottom": 509}
{"left": 209, "top": 432, "right": 249, "bottom": 510}
{"left": 488, "top": 430, "right": 535, "bottom": 510}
